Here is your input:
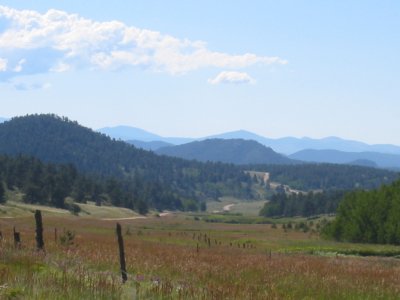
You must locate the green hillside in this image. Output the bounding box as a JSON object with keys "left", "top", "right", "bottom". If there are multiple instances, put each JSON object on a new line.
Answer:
{"left": 0, "top": 115, "right": 258, "bottom": 208}
{"left": 252, "top": 163, "right": 398, "bottom": 191}
{"left": 156, "top": 138, "right": 295, "bottom": 165}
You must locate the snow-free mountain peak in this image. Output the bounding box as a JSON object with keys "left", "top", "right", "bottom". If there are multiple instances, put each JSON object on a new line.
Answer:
{"left": 97, "top": 125, "right": 400, "bottom": 156}
{"left": 156, "top": 138, "right": 295, "bottom": 165}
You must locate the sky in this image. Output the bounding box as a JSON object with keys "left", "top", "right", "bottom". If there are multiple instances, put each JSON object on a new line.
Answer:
{"left": 0, "top": 1, "right": 399, "bottom": 145}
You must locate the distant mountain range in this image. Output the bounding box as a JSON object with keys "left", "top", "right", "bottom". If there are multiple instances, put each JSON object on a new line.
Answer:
{"left": 156, "top": 139, "right": 295, "bottom": 165}
{"left": 0, "top": 117, "right": 8, "bottom": 123}
{"left": 126, "top": 140, "right": 173, "bottom": 151}
{"left": 10, "top": 118, "right": 398, "bottom": 167}
{"left": 98, "top": 126, "right": 193, "bottom": 145}
{"left": 290, "top": 149, "right": 400, "bottom": 170}
{"left": 211, "top": 131, "right": 400, "bottom": 156}
{"left": 97, "top": 126, "right": 400, "bottom": 156}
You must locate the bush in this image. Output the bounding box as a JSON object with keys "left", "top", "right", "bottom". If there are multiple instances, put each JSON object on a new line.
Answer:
{"left": 323, "top": 180, "right": 400, "bottom": 244}
{"left": 60, "top": 229, "right": 75, "bottom": 246}
{"left": 67, "top": 203, "right": 81, "bottom": 215}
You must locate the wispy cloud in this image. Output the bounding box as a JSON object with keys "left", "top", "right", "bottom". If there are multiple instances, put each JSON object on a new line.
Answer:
{"left": 0, "top": 58, "right": 7, "bottom": 71}
{"left": 13, "top": 59, "right": 26, "bottom": 72}
{"left": 0, "top": 6, "right": 287, "bottom": 80}
{"left": 50, "top": 62, "right": 71, "bottom": 73}
{"left": 208, "top": 71, "right": 255, "bottom": 85}
{"left": 13, "top": 82, "right": 51, "bottom": 91}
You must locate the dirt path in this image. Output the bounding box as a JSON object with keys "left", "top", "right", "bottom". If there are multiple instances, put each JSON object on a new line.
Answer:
{"left": 101, "top": 216, "right": 147, "bottom": 221}
{"left": 223, "top": 204, "right": 235, "bottom": 212}
{"left": 101, "top": 211, "right": 173, "bottom": 221}
{"left": 159, "top": 212, "right": 172, "bottom": 217}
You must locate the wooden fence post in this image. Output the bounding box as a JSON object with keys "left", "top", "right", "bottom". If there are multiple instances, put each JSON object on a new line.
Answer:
{"left": 35, "top": 210, "right": 44, "bottom": 251}
{"left": 13, "top": 226, "right": 21, "bottom": 249}
{"left": 116, "top": 223, "right": 127, "bottom": 283}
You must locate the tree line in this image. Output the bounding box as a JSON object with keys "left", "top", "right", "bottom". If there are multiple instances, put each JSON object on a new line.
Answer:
{"left": 322, "top": 180, "right": 400, "bottom": 245}
{"left": 259, "top": 190, "right": 346, "bottom": 217}
{"left": 0, "top": 154, "right": 202, "bottom": 214}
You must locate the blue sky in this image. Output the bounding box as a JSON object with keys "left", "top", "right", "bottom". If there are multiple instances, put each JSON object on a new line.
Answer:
{"left": 0, "top": 1, "right": 399, "bottom": 144}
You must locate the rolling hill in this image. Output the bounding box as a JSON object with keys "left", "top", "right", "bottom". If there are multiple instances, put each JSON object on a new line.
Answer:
{"left": 254, "top": 163, "right": 398, "bottom": 191}
{"left": 290, "top": 149, "right": 400, "bottom": 169}
{"left": 0, "top": 114, "right": 259, "bottom": 208}
{"left": 156, "top": 138, "right": 295, "bottom": 165}
{"left": 126, "top": 140, "right": 173, "bottom": 151}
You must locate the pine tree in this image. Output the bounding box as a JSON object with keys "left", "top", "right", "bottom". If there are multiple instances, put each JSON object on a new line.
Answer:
{"left": 0, "top": 179, "right": 5, "bottom": 204}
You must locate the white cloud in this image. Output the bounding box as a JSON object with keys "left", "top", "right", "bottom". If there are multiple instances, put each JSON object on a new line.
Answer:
{"left": 0, "top": 58, "right": 7, "bottom": 71}
{"left": 0, "top": 6, "right": 287, "bottom": 79}
{"left": 208, "top": 71, "right": 255, "bottom": 85}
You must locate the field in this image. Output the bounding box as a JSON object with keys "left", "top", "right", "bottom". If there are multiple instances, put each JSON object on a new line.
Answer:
{"left": 206, "top": 197, "right": 266, "bottom": 216}
{"left": 1, "top": 203, "right": 400, "bottom": 299}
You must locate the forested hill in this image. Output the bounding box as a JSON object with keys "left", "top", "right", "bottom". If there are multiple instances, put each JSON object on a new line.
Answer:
{"left": 0, "top": 114, "right": 153, "bottom": 177}
{"left": 289, "top": 149, "right": 400, "bottom": 169}
{"left": 250, "top": 163, "right": 399, "bottom": 191}
{"left": 156, "top": 139, "right": 295, "bottom": 165}
{"left": 0, "top": 114, "right": 255, "bottom": 203}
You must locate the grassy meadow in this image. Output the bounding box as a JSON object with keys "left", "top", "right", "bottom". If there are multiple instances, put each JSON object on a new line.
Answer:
{"left": 1, "top": 202, "right": 400, "bottom": 299}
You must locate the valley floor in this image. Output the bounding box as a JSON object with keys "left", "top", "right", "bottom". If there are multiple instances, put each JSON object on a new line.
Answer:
{"left": 1, "top": 207, "right": 400, "bottom": 299}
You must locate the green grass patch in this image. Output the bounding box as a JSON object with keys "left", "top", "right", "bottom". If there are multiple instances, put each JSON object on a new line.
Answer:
{"left": 280, "top": 245, "right": 400, "bottom": 258}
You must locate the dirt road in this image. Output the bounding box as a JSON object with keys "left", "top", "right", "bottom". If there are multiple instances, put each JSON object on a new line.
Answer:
{"left": 223, "top": 204, "right": 235, "bottom": 212}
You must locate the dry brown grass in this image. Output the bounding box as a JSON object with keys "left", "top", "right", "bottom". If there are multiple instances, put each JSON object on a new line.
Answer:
{"left": 1, "top": 213, "right": 400, "bottom": 299}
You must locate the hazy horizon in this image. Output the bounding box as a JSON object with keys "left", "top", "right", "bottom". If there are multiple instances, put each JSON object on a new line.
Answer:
{"left": 2, "top": 112, "right": 400, "bottom": 147}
